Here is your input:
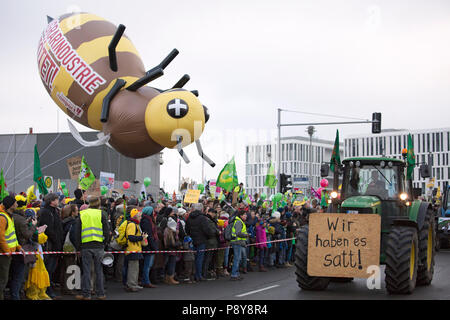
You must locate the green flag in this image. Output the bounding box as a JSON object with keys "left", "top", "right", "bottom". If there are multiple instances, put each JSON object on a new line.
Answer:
{"left": 406, "top": 134, "right": 415, "bottom": 180}
{"left": 330, "top": 129, "right": 341, "bottom": 172}
{"left": 264, "top": 162, "right": 277, "bottom": 188}
{"left": 216, "top": 156, "right": 239, "bottom": 192}
{"left": 78, "top": 156, "right": 95, "bottom": 190}
{"left": 33, "top": 145, "right": 48, "bottom": 196}
{"left": 0, "top": 169, "right": 8, "bottom": 201}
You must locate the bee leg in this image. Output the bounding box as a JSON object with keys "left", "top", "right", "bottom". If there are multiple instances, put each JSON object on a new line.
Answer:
{"left": 100, "top": 78, "right": 126, "bottom": 123}
{"left": 195, "top": 140, "right": 215, "bottom": 167}
{"left": 172, "top": 74, "right": 190, "bottom": 89}
{"left": 127, "top": 49, "right": 179, "bottom": 91}
{"left": 176, "top": 136, "right": 190, "bottom": 164}
{"left": 108, "top": 24, "right": 126, "bottom": 72}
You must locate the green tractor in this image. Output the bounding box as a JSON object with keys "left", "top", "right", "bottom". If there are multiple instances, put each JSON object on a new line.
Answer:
{"left": 295, "top": 156, "right": 436, "bottom": 294}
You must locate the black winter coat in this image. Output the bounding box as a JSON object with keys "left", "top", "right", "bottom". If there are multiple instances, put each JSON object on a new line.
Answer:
{"left": 185, "top": 210, "right": 210, "bottom": 247}
{"left": 204, "top": 214, "right": 220, "bottom": 249}
{"left": 38, "top": 204, "right": 64, "bottom": 251}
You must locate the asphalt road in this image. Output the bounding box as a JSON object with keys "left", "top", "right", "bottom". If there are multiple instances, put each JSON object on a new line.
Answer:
{"left": 65, "top": 249, "right": 450, "bottom": 300}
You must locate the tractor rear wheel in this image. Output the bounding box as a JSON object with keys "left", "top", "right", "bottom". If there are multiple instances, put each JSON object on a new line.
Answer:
{"left": 294, "top": 225, "right": 330, "bottom": 291}
{"left": 385, "top": 226, "right": 418, "bottom": 294}
{"left": 417, "top": 209, "right": 436, "bottom": 286}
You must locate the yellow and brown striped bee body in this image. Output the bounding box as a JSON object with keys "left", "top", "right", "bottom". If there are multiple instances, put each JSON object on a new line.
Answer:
{"left": 37, "top": 12, "right": 214, "bottom": 164}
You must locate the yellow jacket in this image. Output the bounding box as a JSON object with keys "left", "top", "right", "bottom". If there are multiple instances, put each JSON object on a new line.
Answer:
{"left": 125, "top": 221, "right": 145, "bottom": 255}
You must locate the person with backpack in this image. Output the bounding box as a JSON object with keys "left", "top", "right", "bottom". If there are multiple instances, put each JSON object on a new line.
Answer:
{"left": 124, "top": 208, "right": 148, "bottom": 292}
{"left": 72, "top": 196, "right": 110, "bottom": 300}
{"left": 229, "top": 210, "right": 249, "bottom": 281}
{"left": 139, "top": 206, "right": 158, "bottom": 288}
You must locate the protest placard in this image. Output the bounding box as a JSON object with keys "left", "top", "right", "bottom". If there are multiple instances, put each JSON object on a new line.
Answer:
{"left": 66, "top": 156, "right": 82, "bottom": 180}
{"left": 184, "top": 189, "right": 201, "bottom": 204}
{"left": 307, "top": 213, "right": 381, "bottom": 278}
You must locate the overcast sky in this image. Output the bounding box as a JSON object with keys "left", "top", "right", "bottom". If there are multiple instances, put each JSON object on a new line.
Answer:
{"left": 1, "top": 0, "right": 449, "bottom": 193}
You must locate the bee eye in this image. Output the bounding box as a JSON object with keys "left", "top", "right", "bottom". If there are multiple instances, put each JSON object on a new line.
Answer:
{"left": 203, "top": 105, "right": 209, "bottom": 123}
{"left": 167, "top": 98, "right": 188, "bottom": 118}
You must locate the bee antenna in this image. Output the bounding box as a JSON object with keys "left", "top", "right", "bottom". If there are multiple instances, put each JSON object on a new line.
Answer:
{"left": 172, "top": 74, "right": 190, "bottom": 89}
{"left": 191, "top": 90, "right": 199, "bottom": 97}
{"left": 47, "top": 15, "right": 54, "bottom": 23}
{"left": 108, "top": 24, "right": 126, "bottom": 72}
{"left": 126, "top": 49, "right": 178, "bottom": 91}
{"left": 176, "top": 136, "right": 190, "bottom": 164}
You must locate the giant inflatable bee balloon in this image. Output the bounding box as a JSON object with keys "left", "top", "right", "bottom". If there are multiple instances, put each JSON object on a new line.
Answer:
{"left": 37, "top": 12, "right": 214, "bottom": 166}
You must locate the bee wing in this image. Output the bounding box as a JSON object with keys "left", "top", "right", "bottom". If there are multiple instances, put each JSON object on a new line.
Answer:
{"left": 67, "top": 119, "right": 110, "bottom": 147}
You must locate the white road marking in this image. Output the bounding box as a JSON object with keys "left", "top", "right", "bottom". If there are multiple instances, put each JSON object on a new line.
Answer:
{"left": 235, "top": 284, "right": 280, "bottom": 297}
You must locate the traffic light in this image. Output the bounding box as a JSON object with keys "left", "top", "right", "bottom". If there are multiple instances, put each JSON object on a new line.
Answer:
{"left": 280, "top": 173, "right": 292, "bottom": 193}
{"left": 372, "top": 112, "right": 382, "bottom": 134}
{"left": 320, "top": 164, "right": 329, "bottom": 177}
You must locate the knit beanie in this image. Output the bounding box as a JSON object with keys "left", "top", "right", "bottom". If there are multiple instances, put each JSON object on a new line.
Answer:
{"left": 25, "top": 209, "right": 36, "bottom": 219}
{"left": 2, "top": 196, "right": 16, "bottom": 210}
{"left": 272, "top": 211, "right": 281, "bottom": 219}
{"left": 142, "top": 206, "right": 154, "bottom": 216}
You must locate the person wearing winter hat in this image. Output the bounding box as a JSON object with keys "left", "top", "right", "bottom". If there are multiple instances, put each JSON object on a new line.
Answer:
{"left": 0, "top": 196, "right": 24, "bottom": 300}
{"left": 9, "top": 195, "right": 36, "bottom": 300}
{"left": 140, "top": 206, "right": 158, "bottom": 288}
{"left": 163, "top": 217, "right": 181, "bottom": 285}
{"left": 181, "top": 235, "right": 195, "bottom": 283}
{"left": 71, "top": 189, "right": 86, "bottom": 209}
{"left": 124, "top": 208, "right": 147, "bottom": 292}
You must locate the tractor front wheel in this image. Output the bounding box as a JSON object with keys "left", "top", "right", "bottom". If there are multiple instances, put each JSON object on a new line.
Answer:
{"left": 294, "top": 225, "right": 330, "bottom": 291}
{"left": 385, "top": 225, "right": 418, "bottom": 294}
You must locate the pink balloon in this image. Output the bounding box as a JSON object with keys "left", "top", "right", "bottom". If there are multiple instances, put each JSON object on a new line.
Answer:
{"left": 320, "top": 178, "right": 329, "bottom": 188}
{"left": 123, "top": 181, "right": 130, "bottom": 189}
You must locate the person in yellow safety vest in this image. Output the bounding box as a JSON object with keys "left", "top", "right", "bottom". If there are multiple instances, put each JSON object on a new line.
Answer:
{"left": 73, "top": 196, "right": 110, "bottom": 300}
{"left": 0, "top": 196, "right": 24, "bottom": 300}
{"left": 124, "top": 208, "right": 148, "bottom": 292}
{"left": 230, "top": 210, "right": 248, "bottom": 281}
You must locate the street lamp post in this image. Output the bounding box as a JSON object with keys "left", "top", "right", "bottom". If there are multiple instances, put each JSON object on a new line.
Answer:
{"left": 307, "top": 126, "right": 315, "bottom": 197}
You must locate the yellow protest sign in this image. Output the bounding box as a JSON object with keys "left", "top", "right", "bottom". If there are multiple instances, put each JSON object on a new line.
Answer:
{"left": 307, "top": 213, "right": 381, "bottom": 278}
{"left": 184, "top": 189, "right": 201, "bottom": 204}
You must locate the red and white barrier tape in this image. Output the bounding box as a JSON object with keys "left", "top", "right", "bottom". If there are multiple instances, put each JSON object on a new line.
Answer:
{"left": 0, "top": 237, "right": 296, "bottom": 256}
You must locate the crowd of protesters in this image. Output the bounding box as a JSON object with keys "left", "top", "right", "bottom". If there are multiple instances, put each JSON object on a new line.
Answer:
{"left": 0, "top": 186, "right": 325, "bottom": 300}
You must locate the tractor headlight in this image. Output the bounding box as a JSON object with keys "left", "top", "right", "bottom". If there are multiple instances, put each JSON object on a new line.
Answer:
{"left": 330, "top": 191, "right": 338, "bottom": 199}
{"left": 399, "top": 192, "right": 408, "bottom": 201}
